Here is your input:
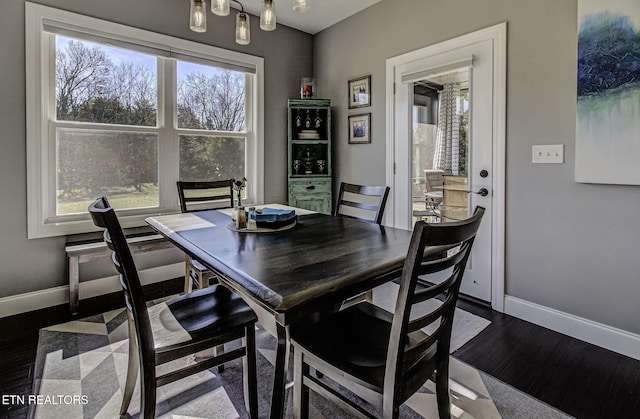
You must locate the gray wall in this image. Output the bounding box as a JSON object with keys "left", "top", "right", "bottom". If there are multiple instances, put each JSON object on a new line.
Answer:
{"left": 4, "top": 0, "right": 640, "bottom": 338}
{"left": 314, "top": 0, "right": 640, "bottom": 334}
{"left": 0, "top": 0, "right": 312, "bottom": 296}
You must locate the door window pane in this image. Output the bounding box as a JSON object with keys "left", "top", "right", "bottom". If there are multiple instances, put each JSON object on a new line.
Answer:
{"left": 55, "top": 36, "right": 157, "bottom": 126}
{"left": 177, "top": 61, "right": 245, "bottom": 131}
{"left": 56, "top": 128, "right": 158, "bottom": 215}
{"left": 412, "top": 71, "right": 470, "bottom": 225}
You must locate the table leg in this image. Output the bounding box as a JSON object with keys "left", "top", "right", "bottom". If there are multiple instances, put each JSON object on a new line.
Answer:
{"left": 270, "top": 323, "right": 289, "bottom": 418}
{"left": 69, "top": 255, "right": 79, "bottom": 315}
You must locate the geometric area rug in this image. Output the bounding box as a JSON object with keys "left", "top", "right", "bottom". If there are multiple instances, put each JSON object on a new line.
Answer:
{"left": 32, "top": 298, "right": 571, "bottom": 418}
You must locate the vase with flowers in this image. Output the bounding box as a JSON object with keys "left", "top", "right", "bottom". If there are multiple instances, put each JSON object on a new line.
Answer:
{"left": 231, "top": 177, "right": 247, "bottom": 220}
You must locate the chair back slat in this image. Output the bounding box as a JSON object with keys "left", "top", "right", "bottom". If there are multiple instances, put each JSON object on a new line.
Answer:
{"left": 334, "top": 182, "right": 390, "bottom": 225}
{"left": 418, "top": 243, "right": 469, "bottom": 275}
{"left": 177, "top": 180, "right": 234, "bottom": 213}
{"left": 411, "top": 273, "right": 456, "bottom": 305}
{"left": 403, "top": 327, "right": 440, "bottom": 365}
{"left": 406, "top": 293, "right": 453, "bottom": 334}
{"left": 383, "top": 206, "right": 485, "bottom": 403}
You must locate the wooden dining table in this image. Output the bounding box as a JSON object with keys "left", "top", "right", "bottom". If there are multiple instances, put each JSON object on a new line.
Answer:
{"left": 146, "top": 204, "right": 413, "bottom": 418}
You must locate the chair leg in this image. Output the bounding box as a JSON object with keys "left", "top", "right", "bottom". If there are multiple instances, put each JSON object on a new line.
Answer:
{"left": 365, "top": 289, "right": 374, "bottom": 303}
{"left": 140, "top": 370, "right": 157, "bottom": 419}
{"left": 292, "top": 347, "right": 310, "bottom": 419}
{"left": 214, "top": 344, "right": 225, "bottom": 372}
{"left": 120, "top": 314, "right": 139, "bottom": 416}
{"left": 382, "top": 402, "right": 400, "bottom": 419}
{"left": 243, "top": 325, "right": 259, "bottom": 418}
{"left": 184, "top": 255, "right": 192, "bottom": 294}
{"left": 435, "top": 358, "right": 451, "bottom": 419}
{"left": 198, "top": 271, "right": 209, "bottom": 289}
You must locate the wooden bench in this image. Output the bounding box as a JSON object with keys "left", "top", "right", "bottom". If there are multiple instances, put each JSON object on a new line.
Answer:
{"left": 66, "top": 234, "right": 175, "bottom": 314}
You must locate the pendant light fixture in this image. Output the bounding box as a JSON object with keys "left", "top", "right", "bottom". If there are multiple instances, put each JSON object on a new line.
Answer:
{"left": 235, "top": 7, "right": 250, "bottom": 45}
{"left": 189, "top": 0, "right": 207, "bottom": 33}
{"left": 260, "top": 0, "right": 276, "bottom": 31}
{"left": 211, "top": 0, "right": 230, "bottom": 16}
{"left": 293, "top": 0, "right": 310, "bottom": 13}
{"left": 190, "top": 0, "right": 305, "bottom": 44}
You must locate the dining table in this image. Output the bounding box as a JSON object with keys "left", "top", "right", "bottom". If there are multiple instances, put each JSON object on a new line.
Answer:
{"left": 146, "top": 204, "right": 414, "bottom": 418}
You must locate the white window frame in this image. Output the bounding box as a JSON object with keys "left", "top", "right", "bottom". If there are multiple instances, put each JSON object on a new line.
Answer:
{"left": 25, "top": 2, "right": 264, "bottom": 238}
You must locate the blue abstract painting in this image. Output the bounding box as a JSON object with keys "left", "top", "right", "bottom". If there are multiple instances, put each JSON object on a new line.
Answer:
{"left": 576, "top": 0, "right": 640, "bottom": 184}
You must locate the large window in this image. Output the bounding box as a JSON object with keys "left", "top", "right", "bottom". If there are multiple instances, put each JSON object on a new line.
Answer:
{"left": 26, "top": 3, "right": 263, "bottom": 238}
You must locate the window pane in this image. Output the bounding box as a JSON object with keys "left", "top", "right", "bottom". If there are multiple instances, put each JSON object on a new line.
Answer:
{"left": 55, "top": 36, "right": 157, "bottom": 126}
{"left": 177, "top": 61, "right": 245, "bottom": 131}
{"left": 56, "top": 128, "right": 158, "bottom": 215}
{"left": 179, "top": 135, "right": 245, "bottom": 182}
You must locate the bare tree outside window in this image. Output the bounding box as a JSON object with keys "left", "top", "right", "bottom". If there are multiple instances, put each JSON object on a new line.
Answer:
{"left": 54, "top": 36, "right": 247, "bottom": 215}
{"left": 177, "top": 62, "right": 246, "bottom": 182}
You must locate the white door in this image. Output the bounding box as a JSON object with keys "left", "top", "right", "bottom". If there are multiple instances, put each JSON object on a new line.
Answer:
{"left": 385, "top": 24, "right": 506, "bottom": 309}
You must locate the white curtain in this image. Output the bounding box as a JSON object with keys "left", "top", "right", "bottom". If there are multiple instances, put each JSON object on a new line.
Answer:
{"left": 433, "top": 82, "right": 461, "bottom": 175}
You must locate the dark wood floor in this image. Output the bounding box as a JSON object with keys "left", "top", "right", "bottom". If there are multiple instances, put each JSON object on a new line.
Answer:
{"left": 453, "top": 298, "right": 640, "bottom": 419}
{"left": 1, "top": 281, "right": 639, "bottom": 418}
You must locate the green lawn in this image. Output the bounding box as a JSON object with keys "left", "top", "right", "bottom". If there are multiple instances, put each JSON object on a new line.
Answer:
{"left": 57, "top": 185, "right": 159, "bottom": 215}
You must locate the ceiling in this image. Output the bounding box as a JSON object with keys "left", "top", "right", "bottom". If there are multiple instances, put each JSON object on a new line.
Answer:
{"left": 237, "top": 0, "right": 382, "bottom": 34}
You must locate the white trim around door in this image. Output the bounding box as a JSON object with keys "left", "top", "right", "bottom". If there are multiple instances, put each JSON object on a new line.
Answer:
{"left": 385, "top": 22, "right": 507, "bottom": 312}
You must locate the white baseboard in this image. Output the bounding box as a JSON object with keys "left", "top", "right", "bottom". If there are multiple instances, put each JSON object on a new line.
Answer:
{"left": 505, "top": 295, "right": 640, "bottom": 361}
{"left": 0, "top": 263, "right": 184, "bottom": 318}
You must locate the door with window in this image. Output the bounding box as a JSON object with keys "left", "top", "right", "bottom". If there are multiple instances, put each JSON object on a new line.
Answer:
{"left": 387, "top": 24, "right": 506, "bottom": 308}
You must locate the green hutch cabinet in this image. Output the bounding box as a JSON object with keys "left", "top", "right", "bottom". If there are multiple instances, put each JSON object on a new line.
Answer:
{"left": 287, "top": 99, "right": 332, "bottom": 214}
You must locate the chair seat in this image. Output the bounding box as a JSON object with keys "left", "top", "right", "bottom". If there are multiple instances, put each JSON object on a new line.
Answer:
{"left": 166, "top": 285, "right": 257, "bottom": 339}
{"left": 291, "top": 303, "right": 433, "bottom": 390}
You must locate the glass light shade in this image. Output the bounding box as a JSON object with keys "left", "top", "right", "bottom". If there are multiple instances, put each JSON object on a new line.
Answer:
{"left": 189, "top": 0, "right": 207, "bottom": 33}
{"left": 293, "top": 0, "right": 310, "bottom": 13}
{"left": 236, "top": 12, "right": 250, "bottom": 45}
{"left": 260, "top": 0, "right": 277, "bottom": 31}
{"left": 211, "top": 0, "right": 230, "bottom": 16}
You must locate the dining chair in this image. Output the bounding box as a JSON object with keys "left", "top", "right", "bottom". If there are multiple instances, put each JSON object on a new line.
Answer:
{"left": 334, "top": 182, "right": 390, "bottom": 225}
{"left": 89, "top": 197, "right": 258, "bottom": 419}
{"left": 424, "top": 169, "right": 445, "bottom": 211}
{"left": 335, "top": 182, "right": 390, "bottom": 305}
{"left": 177, "top": 180, "right": 234, "bottom": 293}
{"left": 290, "top": 207, "right": 485, "bottom": 419}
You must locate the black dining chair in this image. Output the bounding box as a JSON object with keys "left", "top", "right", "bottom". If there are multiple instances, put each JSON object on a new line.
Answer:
{"left": 89, "top": 197, "right": 258, "bottom": 419}
{"left": 334, "top": 182, "right": 390, "bottom": 225}
{"left": 290, "top": 207, "right": 485, "bottom": 419}
{"left": 177, "top": 180, "right": 234, "bottom": 293}
{"left": 335, "top": 182, "right": 390, "bottom": 305}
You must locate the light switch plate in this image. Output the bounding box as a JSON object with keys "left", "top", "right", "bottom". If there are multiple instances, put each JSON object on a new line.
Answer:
{"left": 532, "top": 144, "right": 564, "bottom": 164}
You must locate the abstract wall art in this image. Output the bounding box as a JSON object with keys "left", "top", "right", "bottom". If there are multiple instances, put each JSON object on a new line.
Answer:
{"left": 576, "top": 0, "right": 640, "bottom": 184}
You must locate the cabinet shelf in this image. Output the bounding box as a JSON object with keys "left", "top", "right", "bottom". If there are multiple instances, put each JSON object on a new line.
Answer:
{"left": 291, "top": 139, "right": 329, "bottom": 144}
{"left": 290, "top": 174, "right": 331, "bottom": 179}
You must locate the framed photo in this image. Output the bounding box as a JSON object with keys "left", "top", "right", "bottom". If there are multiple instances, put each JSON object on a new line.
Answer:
{"left": 348, "top": 75, "right": 371, "bottom": 108}
{"left": 348, "top": 113, "right": 371, "bottom": 144}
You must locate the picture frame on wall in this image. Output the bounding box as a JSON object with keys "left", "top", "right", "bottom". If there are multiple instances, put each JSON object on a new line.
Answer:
{"left": 348, "top": 75, "right": 371, "bottom": 108}
{"left": 348, "top": 113, "right": 371, "bottom": 144}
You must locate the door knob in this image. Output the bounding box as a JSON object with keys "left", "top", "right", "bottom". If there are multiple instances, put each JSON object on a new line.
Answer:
{"left": 468, "top": 188, "right": 489, "bottom": 197}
